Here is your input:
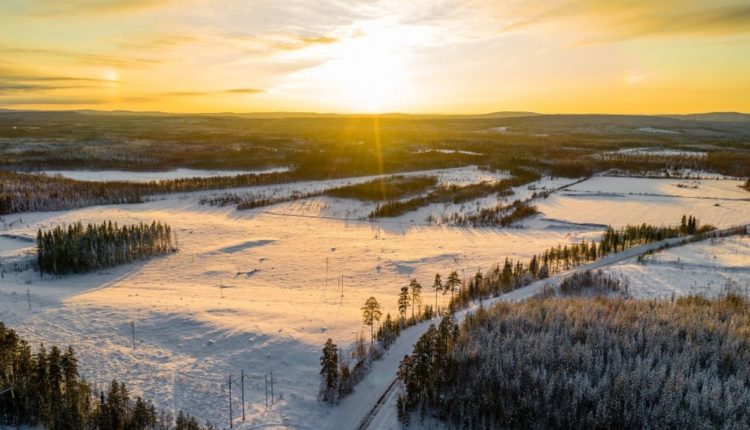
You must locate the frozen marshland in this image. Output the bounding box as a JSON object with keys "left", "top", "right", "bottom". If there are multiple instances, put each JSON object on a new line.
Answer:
{"left": 1, "top": 167, "right": 748, "bottom": 428}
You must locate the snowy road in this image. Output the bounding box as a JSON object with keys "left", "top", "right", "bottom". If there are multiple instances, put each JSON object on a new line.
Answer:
{"left": 347, "top": 223, "right": 750, "bottom": 429}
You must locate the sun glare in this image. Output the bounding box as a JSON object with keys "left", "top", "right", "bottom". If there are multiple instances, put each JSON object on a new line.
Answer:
{"left": 307, "top": 21, "right": 411, "bottom": 112}
{"left": 103, "top": 69, "right": 120, "bottom": 82}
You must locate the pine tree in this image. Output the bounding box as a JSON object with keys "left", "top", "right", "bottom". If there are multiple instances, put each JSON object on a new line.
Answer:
{"left": 445, "top": 271, "right": 460, "bottom": 303}
{"left": 361, "top": 297, "right": 382, "bottom": 348}
{"left": 398, "top": 286, "right": 410, "bottom": 322}
{"left": 432, "top": 273, "right": 443, "bottom": 315}
{"left": 409, "top": 279, "right": 422, "bottom": 320}
{"left": 319, "top": 338, "right": 339, "bottom": 403}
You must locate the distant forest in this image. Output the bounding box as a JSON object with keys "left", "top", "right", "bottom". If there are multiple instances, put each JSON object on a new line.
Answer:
{"left": 397, "top": 295, "right": 750, "bottom": 428}
{"left": 37, "top": 221, "right": 175, "bottom": 275}
{"left": 370, "top": 169, "right": 537, "bottom": 218}
{"left": 200, "top": 175, "right": 439, "bottom": 211}
{"left": 2, "top": 111, "right": 749, "bottom": 215}
{"left": 0, "top": 322, "right": 212, "bottom": 429}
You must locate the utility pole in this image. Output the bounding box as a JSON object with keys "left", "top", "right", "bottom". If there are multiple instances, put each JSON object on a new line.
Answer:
{"left": 241, "top": 370, "right": 245, "bottom": 421}
{"left": 27, "top": 289, "right": 31, "bottom": 310}
{"left": 130, "top": 321, "right": 135, "bottom": 350}
{"left": 228, "top": 375, "right": 233, "bottom": 429}
{"left": 270, "top": 372, "right": 274, "bottom": 405}
{"left": 264, "top": 374, "right": 268, "bottom": 408}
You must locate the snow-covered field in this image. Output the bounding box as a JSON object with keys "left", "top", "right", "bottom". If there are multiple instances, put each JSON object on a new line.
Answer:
{"left": 1, "top": 168, "right": 748, "bottom": 429}
{"left": 603, "top": 235, "right": 750, "bottom": 299}
{"left": 536, "top": 176, "right": 749, "bottom": 228}
{"left": 35, "top": 167, "right": 291, "bottom": 182}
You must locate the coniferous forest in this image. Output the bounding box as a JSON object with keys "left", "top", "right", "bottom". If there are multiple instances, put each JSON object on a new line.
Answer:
{"left": 37, "top": 221, "right": 176, "bottom": 275}
{"left": 0, "top": 322, "right": 211, "bottom": 429}
{"left": 398, "top": 295, "right": 750, "bottom": 428}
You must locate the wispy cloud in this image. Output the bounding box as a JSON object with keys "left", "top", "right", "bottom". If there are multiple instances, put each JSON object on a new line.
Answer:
{"left": 3, "top": 0, "right": 176, "bottom": 17}
{"left": 493, "top": 0, "right": 750, "bottom": 41}
{"left": 0, "top": 84, "right": 97, "bottom": 94}
{"left": 160, "top": 88, "right": 264, "bottom": 97}
{"left": 224, "top": 88, "right": 264, "bottom": 94}
{"left": 0, "top": 46, "right": 162, "bottom": 68}
{"left": 0, "top": 96, "right": 107, "bottom": 105}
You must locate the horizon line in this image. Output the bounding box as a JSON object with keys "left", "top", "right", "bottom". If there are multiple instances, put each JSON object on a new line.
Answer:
{"left": 1, "top": 107, "right": 749, "bottom": 118}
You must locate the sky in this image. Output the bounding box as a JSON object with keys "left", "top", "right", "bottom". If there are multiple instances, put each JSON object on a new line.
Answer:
{"left": 0, "top": 0, "right": 749, "bottom": 114}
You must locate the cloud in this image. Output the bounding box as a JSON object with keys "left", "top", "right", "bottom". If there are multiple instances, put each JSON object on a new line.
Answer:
{"left": 224, "top": 88, "right": 264, "bottom": 94}
{"left": 0, "top": 46, "right": 162, "bottom": 68}
{"left": 117, "top": 34, "right": 199, "bottom": 51}
{"left": 298, "top": 35, "right": 338, "bottom": 45}
{"left": 160, "top": 88, "right": 264, "bottom": 97}
{"left": 5, "top": 0, "right": 176, "bottom": 17}
{"left": 0, "top": 84, "right": 96, "bottom": 94}
{"left": 493, "top": 0, "right": 750, "bottom": 41}
{"left": 0, "top": 96, "right": 106, "bottom": 105}
{"left": 0, "top": 72, "right": 117, "bottom": 95}
{"left": 162, "top": 91, "right": 207, "bottom": 97}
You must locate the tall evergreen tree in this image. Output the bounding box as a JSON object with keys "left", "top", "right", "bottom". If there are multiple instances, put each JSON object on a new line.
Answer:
{"left": 319, "top": 338, "right": 339, "bottom": 403}
{"left": 432, "top": 274, "right": 443, "bottom": 315}
{"left": 409, "top": 279, "right": 422, "bottom": 320}
{"left": 398, "top": 286, "right": 410, "bottom": 321}
{"left": 361, "top": 297, "right": 382, "bottom": 347}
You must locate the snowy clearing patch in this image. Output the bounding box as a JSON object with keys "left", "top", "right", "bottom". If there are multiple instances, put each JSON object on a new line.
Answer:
{"left": 602, "top": 235, "right": 750, "bottom": 299}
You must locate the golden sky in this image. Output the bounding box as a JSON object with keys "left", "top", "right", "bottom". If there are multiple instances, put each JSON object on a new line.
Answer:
{"left": 1, "top": 0, "right": 749, "bottom": 114}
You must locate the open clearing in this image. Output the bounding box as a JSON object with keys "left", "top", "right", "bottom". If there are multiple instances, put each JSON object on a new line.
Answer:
{"left": 602, "top": 235, "right": 750, "bottom": 299}
{"left": 1, "top": 168, "right": 749, "bottom": 428}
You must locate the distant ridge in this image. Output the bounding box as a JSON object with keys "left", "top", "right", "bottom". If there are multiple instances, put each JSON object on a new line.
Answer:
{"left": 0, "top": 108, "right": 747, "bottom": 122}
{"left": 69, "top": 109, "right": 541, "bottom": 120}
{"left": 665, "top": 112, "right": 750, "bottom": 123}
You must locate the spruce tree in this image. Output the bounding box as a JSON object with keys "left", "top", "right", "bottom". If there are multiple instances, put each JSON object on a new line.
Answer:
{"left": 319, "top": 338, "right": 339, "bottom": 403}
{"left": 361, "top": 297, "right": 382, "bottom": 348}
{"left": 409, "top": 279, "right": 422, "bottom": 320}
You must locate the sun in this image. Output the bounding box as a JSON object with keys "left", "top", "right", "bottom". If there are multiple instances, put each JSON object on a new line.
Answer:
{"left": 303, "top": 21, "right": 413, "bottom": 113}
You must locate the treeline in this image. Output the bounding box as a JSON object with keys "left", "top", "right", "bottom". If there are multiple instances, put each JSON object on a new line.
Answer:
{"left": 202, "top": 176, "right": 438, "bottom": 211}
{"left": 447, "top": 215, "right": 707, "bottom": 308}
{"left": 370, "top": 169, "right": 539, "bottom": 218}
{"left": 324, "top": 176, "right": 437, "bottom": 201}
{"left": 599, "top": 215, "right": 709, "bottom": 254}
{"left": 0, "top": 170, "right": 294, "bottom": 215}
{"left": 37, "top": 221, "right": 175, "bottom": 275}
{"left": 397, "top": 295, "right": 750, "bottom": 428}
{"left": 319, "top": 283, "right": 439, "bottom": 404}
{"left": 541, "top": 150, "right": 750, "bottom": 179}
{"left": 0, "top": 322, "right": 211, "bottom": 429}
{"left": 433, "top": 200, "right": 539, "bottom": 227}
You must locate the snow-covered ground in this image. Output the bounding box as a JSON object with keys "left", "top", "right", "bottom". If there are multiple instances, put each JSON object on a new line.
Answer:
{"left": 35, "top": 167, "right": 291, "bottom": 182}
{"left": 1, "top": 168, "right": 748, "bottom": 429}
{"left": 0, "top": 167, "right": 585, "bottom": 429}
{"left": 536, "top": 176, "right": 749, "bottom": 229}
{"left": 602, "top": 235, "right": 750, "bottom": 299}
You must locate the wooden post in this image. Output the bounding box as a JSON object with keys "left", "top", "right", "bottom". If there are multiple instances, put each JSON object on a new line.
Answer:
{"left": 241, "top": 370, "right": 245, "bottom": 421}
{"left": 130, "top": 321, "right": 135, "bottom": 350}
{"left": 228, "top": 375, "right": 232, "bottom": 428}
